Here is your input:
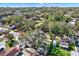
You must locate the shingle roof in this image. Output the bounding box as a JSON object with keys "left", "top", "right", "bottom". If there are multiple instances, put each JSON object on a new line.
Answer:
{"left": 60, "top": 42, "right": 68, "bottom": 48}
{"left": 4, "top": 47, "right": 20, "bottom": 56}
{"left": 0, "top": 51, "right": 6, "bottom": 56}
{"left": 25, "top": 48, "right": 37, "bottom": 56}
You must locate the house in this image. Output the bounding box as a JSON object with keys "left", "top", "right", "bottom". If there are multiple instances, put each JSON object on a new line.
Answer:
{"left": 0, "top": 47, "right": 20, "bottom": 56}
{"left": 0, "top": 50, "right": 6, "bottom": 56}
{"left": 4, "top": 47, "right": 20, "bottom": 56}
{"left": 0, "top": 27, "right": 9, "bottom": 35}
{"left": 9, "top": 31, "right": 20, "bottom": 42}
{"left": 36, "top": 47, "right": 47, "bottom": 56}
{"left": 0, "top": 28, "right": 4, "bottom": 32}
{"left": 68, "top": 17, "right": 77, "bottom": 27}
{"left": 0, "top": 34, "right": 9, "bottom": 41}
{"left": 71, "top": 51, "right": 79, "bottom": 56}
{"left": 19, "top": 41, "right": 25, "bottom": 49}
{"left": 77, "top": 47, "right": 79, "bottom": 52}
{"left": 9, "top": 25, "right": 16, "bottom": 30}
{"left": 64, "top": 14, "right": 71, "bottom": 17}
{"left": 25, "top": 48, "right": 38, "bottom": 56}
{"left": 0, "top": 27, "right": 8, "bottom": 31}
{"left": 0, "top": 34, "right": 5, "bottom": 39}
{"left": 67, "top": 37, "right": 75, "bottom": 43}
{"left": 14, "top": 11, "right": 22, "bottom": 16}
{"left": 60, "top": 42, "right": 68, "bottom": 50}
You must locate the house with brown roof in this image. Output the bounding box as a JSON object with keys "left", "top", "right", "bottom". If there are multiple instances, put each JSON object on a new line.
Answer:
{"left": 0, "top": 51, "right": 6, "bottom": 56}
{"left": 0, "top": 47, "right": 20, "bottom": 56}
{"left": 4, "top": 47, "right": 20, "bottom": 56}
{"left": 24, "top": 48, "right": 39, "bottom": 56}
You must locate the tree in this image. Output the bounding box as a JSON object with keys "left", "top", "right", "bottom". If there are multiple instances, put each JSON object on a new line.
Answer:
{"left": 6, "top": 34, "right": 15, "bottom": 47}
{"left": 48, "top": 42, "right": 70, "bottom": 56}
{"left": 25, "top": 29, "right": 48, "bottom": 49}
{"left": 51, "top": 48, "right": 70, "bottom": 56}
{"left": 75, "top": 20, "right": 79, "bottom": 30}
{"left": 20, "top": 19, "right": 35, "bottom": 32}
{"left": 68, "top": 43, "right": 75, "bottom": 51}
{"left": 36, "top": 15, "right": 54, "bottom": 34}
{"left": 61, "top": 25, "right": 75, "bottom": 36}
{"left": 64, "top": 16, "right": 72, "bottom": 23}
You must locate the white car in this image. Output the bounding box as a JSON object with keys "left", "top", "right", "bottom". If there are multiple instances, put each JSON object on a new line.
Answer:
{"left": 0, "top": 42, "right": 5, "bottom": 51}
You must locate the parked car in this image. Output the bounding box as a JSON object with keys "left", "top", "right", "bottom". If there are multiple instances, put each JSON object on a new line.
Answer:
{"left": 0, "top": 42, "right": 5, "bottom": 52}
{"left": 9, "top": 25, "right": 16, "bottom": 30}
{"left": 60, "top": 42, "right": 69, "bottom": 50}
{"left": 76, "top": 41, "right": 79, "bottom": 47}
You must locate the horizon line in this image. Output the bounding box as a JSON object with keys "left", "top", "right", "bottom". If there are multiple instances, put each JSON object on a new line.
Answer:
{"left": 0, "top": 3, "right": 79, "bottom": 7}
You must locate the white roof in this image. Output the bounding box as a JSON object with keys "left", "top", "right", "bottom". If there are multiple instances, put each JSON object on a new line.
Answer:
{"left": 10, "top": 31, "right": 20, "bottom": 38}
{"left": 60, "top": 42, "right": 68, "bottom": 48}
{"left": 0, "top": 27, "right": 8, "bottom": 31}
{"left": 71, "top": 51, "right": 79, "bottom": 56}
{"left": 0, "top": 34, "right": 5, "bottom": 38}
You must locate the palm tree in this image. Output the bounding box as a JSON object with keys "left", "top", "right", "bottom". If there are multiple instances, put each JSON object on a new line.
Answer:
{"left": 47, "top": 15, "right": 53, "bottom": 33}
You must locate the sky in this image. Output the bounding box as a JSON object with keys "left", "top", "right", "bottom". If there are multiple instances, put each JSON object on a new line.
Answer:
{"left": 0, "top": 3, "right": 79, "bottom": 7}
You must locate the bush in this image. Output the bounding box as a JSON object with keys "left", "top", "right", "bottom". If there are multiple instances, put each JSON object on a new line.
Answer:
{"left": 47, "top": 40, "right": 70, "bottom": 56}
{"left": 7, "top": 34, "right": 14, "bottom": 39}
{"left": 6, "top": 41, "right": 13, "bottom": 47}
{"left": 0, "top": 38, "right": 3, "bottom": 42}
{"left": 47, "top": 40, "right": 60, "bottom": 55}
{"left": 51, "top": 48, "right": 70, "bottom": 56}
{"left": 75, "top": 20, "right": 79, "bottom": 30}
{"left": 68, "top": 43, "right": 75, "bottom": 51}
{"left": 0, "top": 32, "right": 4, "bottom": 36}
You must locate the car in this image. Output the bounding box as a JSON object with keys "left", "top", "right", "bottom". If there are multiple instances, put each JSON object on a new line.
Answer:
{"left": 0, "top": 48, "right": 4, "bottom": 52}
{"left": 0, "top": 42, "right": 5, "bottom": 52}
{"left": 9, "top": 25, "right": 16, "bottom": 30}
{"left": 76, "top": 41, "right": 79, "bottom": 47}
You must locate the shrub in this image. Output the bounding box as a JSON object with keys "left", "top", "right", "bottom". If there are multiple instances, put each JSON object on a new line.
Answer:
{"left": 0, "top": 38, "right": 3, "bottom": 42}
{"left": 68, "top": 43, "right": 75, "bottom": 51}
{"left": 51, "top": 48, "right": 70, "bottom": 56}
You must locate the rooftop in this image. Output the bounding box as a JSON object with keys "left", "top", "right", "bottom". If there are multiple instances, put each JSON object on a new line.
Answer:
{"left": 0, "top": 47, "right": 20, "bottom": 56}
{"left": 71, "top": 51, "right": 79, "bottom": 56}
{"left": 4, "top": 47, "right": 20, "bottom": 56}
